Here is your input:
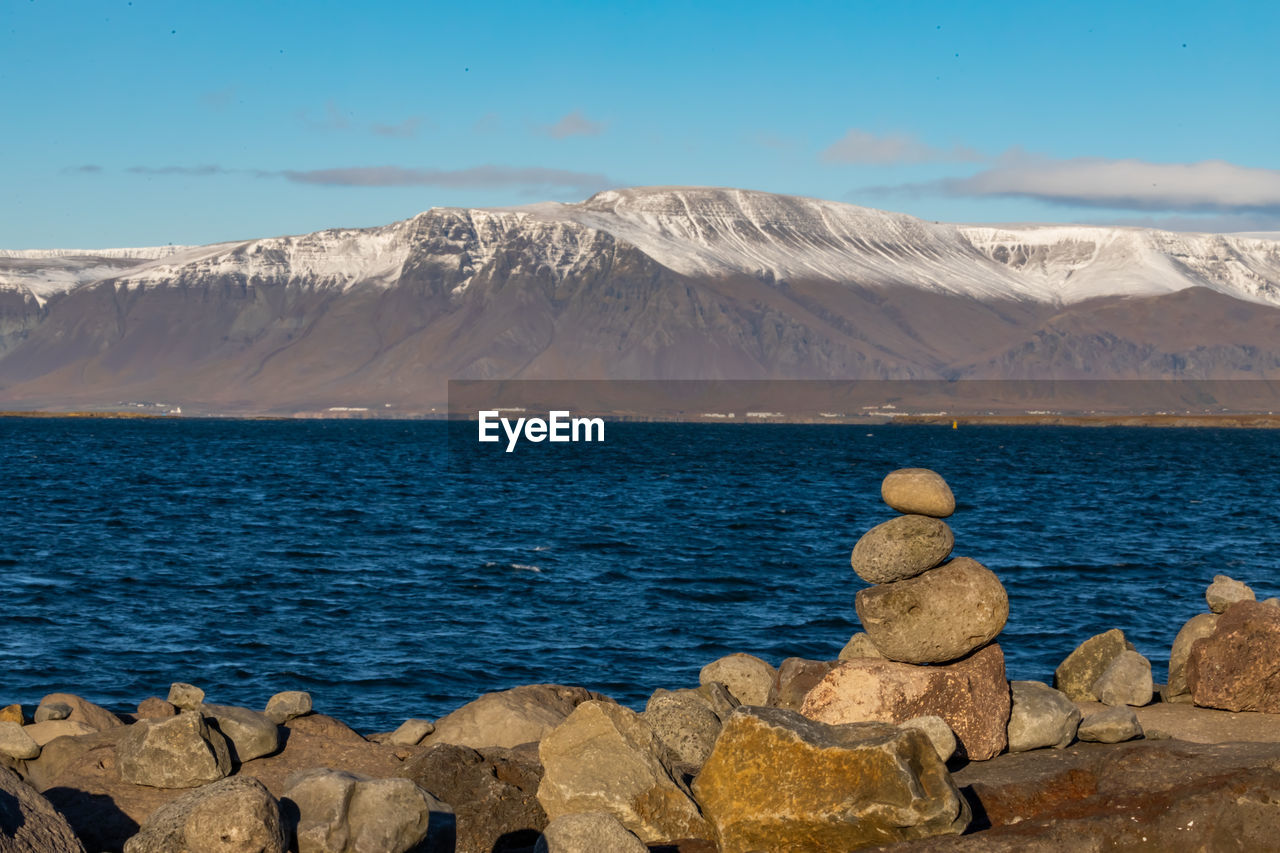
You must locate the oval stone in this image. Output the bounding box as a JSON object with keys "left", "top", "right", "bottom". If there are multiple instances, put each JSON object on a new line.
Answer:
{"left": 881, "top": 469, "right": 955, "bottom": 518}
{"left": 855, "top": 557, "right": 1008, "bottom": 664}
{"left": 851, "top": 515, "right": 954, "bottom": 584}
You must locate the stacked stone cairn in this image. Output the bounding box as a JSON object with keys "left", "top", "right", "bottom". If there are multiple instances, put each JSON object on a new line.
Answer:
{"left": 800, "top": 468, "right": 1013, "bottom": 761}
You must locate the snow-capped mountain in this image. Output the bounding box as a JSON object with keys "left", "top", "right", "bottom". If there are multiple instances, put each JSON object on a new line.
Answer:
{"left": 3, "top": 186, "right": 1280, "bottom": 414}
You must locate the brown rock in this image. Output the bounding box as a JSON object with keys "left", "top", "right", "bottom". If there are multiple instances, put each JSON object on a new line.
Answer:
{"left": 24, "top": 719, "right": 96, "bottom": 746}
{"left": 537, "top": 700, "right": 711, "bottom": 843}
{"left": 1091, "top": 650, "right": 1153, "bottom": 707}
{"left": 37, "top": 693, "right": 123, "bottom": 732}
{"left": 424, "top": 684, "right": 611, "bottom": 750}
{"left": 800, "top": 643, "right": 1011, "bottom": 760}
{"left": 692, "top": 707, "right": 968, "bottom": 853}
{"left": 399, "top": 741, "right": 545, "bottom": 853}
{"left": 850, "top": 515, "right": 955, "bottom": 584}
{"left": 698, "top": 653, "right": 776, "bottom": 706}
{"left": 1166, "top": 612, "right": 1218, "bottom": 698}
{"left": 1206, "top": 574, "right": 1255, "bottom": 613}
{"left": 1052, "top": 628, "right": 1133, "bottom": 701}
{"left": 766, "top": 657, "right": 837, "bottom": 712}
{"left": 855, "top": 557, "right": 1008, "bottom": 664}
{"left": 642, "top": 689, "right": 725, "bottom": 770}
{"left": 838, "top": 632, "right": 884, "bottom": 661}
{"left": 1076, "top": 707, "right": 1143, "bottom": 743}
{"left": 0, "top": 765, "right": 86, "bottom": 853}
{"left": 1187, "top": 600, "right": 1280, "bottom": 712}
{"left": 136, "top": 697, "right": 178, "bottom": 720}
{"left": 881, "top": 468, "right": 956, "bottom": 518}
{"left": 0, "top": 704, "right": 23, "bottom": 725}
{"left": 117, "top": 712, "right": 232, "bottom": 789}
{"left": 121, "top": 775, "right": 287, "bottom": 853}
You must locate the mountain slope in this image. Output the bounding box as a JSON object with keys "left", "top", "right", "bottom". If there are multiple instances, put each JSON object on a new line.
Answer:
{"left": 2, "top": 187, "right": 1280, "bottom": 414}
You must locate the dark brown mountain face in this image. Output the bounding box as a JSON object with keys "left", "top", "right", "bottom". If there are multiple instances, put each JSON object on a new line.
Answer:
{"left": 2, "top": 188, "right": 1279, "bottom": 415}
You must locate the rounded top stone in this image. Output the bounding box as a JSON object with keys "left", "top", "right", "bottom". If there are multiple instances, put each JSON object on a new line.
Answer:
{"left": 881, "top": 469, "right": 955, "bottom": 518}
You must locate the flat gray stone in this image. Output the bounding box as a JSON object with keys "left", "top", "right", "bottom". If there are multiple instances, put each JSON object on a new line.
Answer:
{"left": 1092, "top": 650, "right": 1154, "bottom": 707}
{"left": 1006, "top": 681, "right": 1080, "bottom": 752}
{"left": 1077, "top": 707, "right": 1144, "bottom": 743}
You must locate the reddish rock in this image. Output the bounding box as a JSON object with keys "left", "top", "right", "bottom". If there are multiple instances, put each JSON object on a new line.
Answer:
{"left": 800, "top": 644, "right": 1010, "bottom": 760}
{"left": 767, "top": 657, "right": 837, "bottom": 712}
{"left": 135, "top": 697, "right": 178, "bottom": 720}
{"left": 1187, "top": 601, "right": 1280, "bottom": 712}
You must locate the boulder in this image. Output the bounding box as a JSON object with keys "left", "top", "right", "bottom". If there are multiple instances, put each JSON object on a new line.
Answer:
{"left": 136, "top": 697, "right": 178, "bottom": 720}
{"left": 692, "top": 706, "right": 968, "bottom": 852}
{"left": 384, "top": 719, "right": 435, "bottom": 746}
{"left": 642, "top": 689, "right": 725, "bottom": 770}
{"left": 1092, "top": 650, "right": 1154, "bottom": 707}
{"left": 1166, "top": 613, "right": 1218, "bottom": 698}
{"left": 766, "top": 657, "right": 837, "bottom": 712}
{"left": 399, "top": 741, "right": 545, "bottom": 853}
{"left": 0, "top": 704, "right": 23, "bottom": 725}
{"left": 881, "top": 468, "right": 956, "bottom": 518}
{"left": 236, "top": 713, "right": 412, "bottom": 797}
{"left": 855, "top": 557, "right": 1008, "bottom": 664}
{"left": 901, "top": 715, "right": 957, "bottom": 762}
{"left": 1077, "top": 707, "right": 1143, "bottom": 743}
{"left": 167, "top": 683, "right": 206, "bottom": 711}
{"left": 1053, "top": 628, "right": 1133, "bottom": 701}
{"left": 698, "top": 653, "right": 776, "bottom": 706}
{"left": 116, "top": 711, "right": 232, "bottom": 788}
{"left": 0, "top": 720, "right": 40, "bottom": 760}
{"left": 122, "top": 775, "right": 287, "bottom": 853}
{"left": 37, "top": 693, "right": 122, "bottom": 731}
{"left": 424, "top": 684, "right": 610, "bottom": 750}
{"left": 283, "top": 768, "right": 446, "bottom": 853}
{"left": 1187, "top": 600, "right": 1280, "bottom": 712}
{"left": 537, "top": 700, "right": 711, "bottom": 843}
{"left": 200, "top": 703, "right": 281, "bottom": 763}
{"left": 0, "top": 765, "right": 86, "bottom": 853}
{"left": 24, "top": 719, "right": 96, "bottom": 746}
{"left": 691, "top": 681, "right": 739, "bottom": 718}
{"left": 1206, "top": 574, "right": 1255, "bottom": 613}
{"left": 34, "top": 702, "right": 71, "bottom": 722}
{"left": 1006, "top": 681, "right": 1080, "bottom": 753}
{"left": 800, "top": 643, "right": 1011, "bottom": 761}
{"left": 850, "top": 515, "right": 955, "bottom": 584}
{"left": 535, "top": 811, "right": 648, "bottom": 853}
{"left": 838, "top": 632, "right": 884, "bottom": 662}
{"left": 264, "top": 690, "right": 312, "bottom": 725}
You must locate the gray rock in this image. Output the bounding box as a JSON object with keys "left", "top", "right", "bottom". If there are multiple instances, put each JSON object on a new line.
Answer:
{"left": 838, "top": 632, "right": 885, "bottom": 661}
{"left": 122, "top": 776, "right": 287, "bottom": 853}
{"left": 37, "top": 693, "right": 122, "bottom": 731}
{"left": 1053, "top": 628, "right": 1134, "bottom": 701}
{"left": 855, "top": 557, "right": 1009, "bottom": 664}
{"left": 201, "top": 703, "right": 281, "bottom": 763}
{"left": 881, "top": 468, "right": 956, "bottom": 518}
{"left": 699, "top": 653, "right": 777, "bottom": 706}
{"left": 537, "top": 700, "right": 711, "bottom": 843}
{"left": 1207, "top": 574, "right": 1255, "bottom": 613}
{"left": 901, "top": 715, "right": 957, "bottom": 762}
{"left": 389, "top": 718, "right": 435, "bottom": 746}
{"left": 1077, "top": 707, "right": 1144, "bottom": 743}
{"left": 1167, "top": 613, "right": 1219, "bottom": 698}
{"left": 168, "top": 682, "right": 206, "bottom": 711}
{"left": 1092, "top": 649, "right": 1154, "bottom": 707}
{"left": 34, "top": 702, "right": 72, "bottom": 723}
{"left": 424, "top": 684, "right": 609, "bottom": 750}
{"left": 767, "top": 657, "right": 837, "bottom": 712}
{"left": 693, "top": 681, "right": 740, "bottom": 718}
{"left": 1006, "top": 681, "right": 1081, "bottom": 752}
{"left": 264, "top": 690, "right": 312, "bottom": 724}
{"left": 283, "top": 768, "right": 446, "bottom": 853}
{"left": 0, "top": 720, "right": 40, "bottom": 760}
{"left": 851, "top": 514, "right": 955, "bottom": 584}
{"left": 0, "top": 765, "right": 86, "bottom": 852}
{"left": 535, "top": 812, "right": 648, "bottom": 853}
{"left": 642, "top": 688, "right": 724, "bottom": 769}
{"left": 116, "top": 711, "right": 232, "bottom": 788}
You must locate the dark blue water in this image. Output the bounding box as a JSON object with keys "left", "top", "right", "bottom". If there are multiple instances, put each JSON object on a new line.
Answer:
{"left": 3, "top": 419, "right": 1278, "bottom": 731}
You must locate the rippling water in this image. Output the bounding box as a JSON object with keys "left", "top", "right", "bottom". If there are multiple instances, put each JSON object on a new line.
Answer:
{"left": 2, "top": 419, "right": 1278, "bottom": 731}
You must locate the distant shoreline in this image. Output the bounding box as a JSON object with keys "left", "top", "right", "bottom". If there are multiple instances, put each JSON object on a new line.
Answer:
{"left": 6, "top": 410, "right": 1280, "bottom": 427}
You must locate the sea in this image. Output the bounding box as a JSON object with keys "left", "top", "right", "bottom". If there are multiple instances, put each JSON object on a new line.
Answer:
{"left": 3, "top": 418, "right": 1278, "bottom": 732}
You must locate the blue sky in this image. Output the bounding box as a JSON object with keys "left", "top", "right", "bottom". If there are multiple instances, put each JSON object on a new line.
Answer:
{"left": 4, "top": 0, "right": 1279, "bottom": 247}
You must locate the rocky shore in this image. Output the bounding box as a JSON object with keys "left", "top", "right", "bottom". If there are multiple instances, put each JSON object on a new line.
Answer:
{"left": 5, "top": 469, "right": 1280, "bottom": 852}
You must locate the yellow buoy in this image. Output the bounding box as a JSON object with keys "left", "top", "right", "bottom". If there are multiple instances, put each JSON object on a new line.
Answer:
{"left": 952, "top": 420, "right": 958, "bottom": 429}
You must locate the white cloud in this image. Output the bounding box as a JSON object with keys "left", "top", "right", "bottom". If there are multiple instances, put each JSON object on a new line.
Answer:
{"left": 543, "top": 111, "right": 606, "bottom": 139}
